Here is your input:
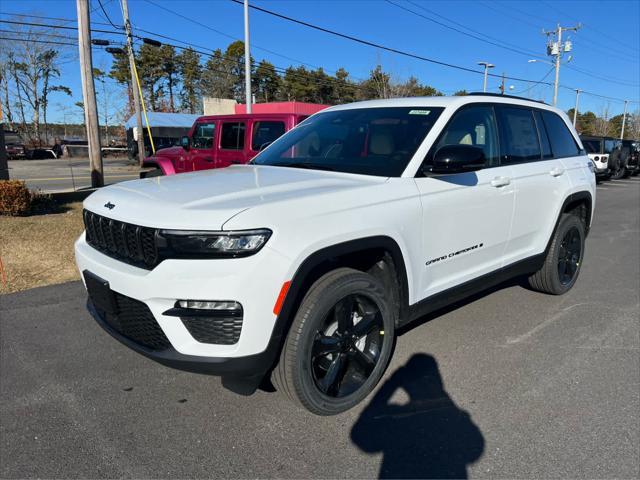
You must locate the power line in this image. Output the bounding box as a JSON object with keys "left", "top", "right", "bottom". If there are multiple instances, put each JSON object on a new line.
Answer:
{"left": 540, "top": 0, "right": 639, "bottom": 55}
{"left": 96, "top": 0, "right": 123, "bottom": 30}
{"left": 0, "top": 35, "right": 77, "bottom": 47}
{"left": 229, "top": 0, "right": 538, "bottom": 83}
{"left": 386, "top": 0, "right": 546, "bottom": 60}
{"left": 142, "top": 0, "right": 363, "bottom": 81}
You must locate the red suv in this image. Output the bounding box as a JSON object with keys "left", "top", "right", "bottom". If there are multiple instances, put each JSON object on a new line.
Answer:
{"left": 142, "top": 113, "right": 312, "bottom": 176}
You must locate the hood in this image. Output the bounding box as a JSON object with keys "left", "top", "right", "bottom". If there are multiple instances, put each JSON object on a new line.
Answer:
{"left": 153, "top": 145, "right": 183, "bottom": 157}
{"left": 84, "top": 165, "right": 386, "bottom": 230}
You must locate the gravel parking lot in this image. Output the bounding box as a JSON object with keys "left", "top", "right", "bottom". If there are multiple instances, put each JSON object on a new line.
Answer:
{"left": 1, "top": 178, "right": 638, "bottom": 479}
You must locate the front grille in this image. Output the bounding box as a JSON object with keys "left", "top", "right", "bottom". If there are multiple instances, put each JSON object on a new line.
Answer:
{"left": 181, "top": 315, "right": 243, "bottom": 345}
{"left": 84, "top": 210, "right": 158, "bottom": 269}
{"left": 93, "top": 291, "right": 171, "bottom": 351}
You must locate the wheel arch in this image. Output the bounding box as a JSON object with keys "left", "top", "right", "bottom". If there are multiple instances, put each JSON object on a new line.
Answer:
{"left": 142, "top": 156, "right": 175, "bottom": 176}
{"left": 262, "top": 236, "right": 411, "bottom": 373}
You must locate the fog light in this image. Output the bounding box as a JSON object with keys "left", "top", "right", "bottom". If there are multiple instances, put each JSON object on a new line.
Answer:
{"left": 177, "top": 300, "right": 242, "bottom": 311}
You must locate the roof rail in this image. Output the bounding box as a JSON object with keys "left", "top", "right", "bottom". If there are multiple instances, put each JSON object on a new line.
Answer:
{"left": 467, "top": 92, "right": 548, "bottom": 105}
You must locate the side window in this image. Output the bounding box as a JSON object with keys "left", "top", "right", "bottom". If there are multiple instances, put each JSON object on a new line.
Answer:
{"left": 533, "top": 111, "right": 553, "bottom": 159}
{"left": 191, "top": 122, "right": 215, "bottom": 149}
{"left": 220, "top": 122, "right": 246, "bottom": 150}
{"left": 251, "top": 121, "right": 286, "bottom": 151}
{"left": 541, "top": 111, "right": 581, "bottom": 158}
{"left": 497, "top": 107, "right": 541, "bottom": 164}
{"left": 430, "top": 105, "right": 500, "bottom": 167}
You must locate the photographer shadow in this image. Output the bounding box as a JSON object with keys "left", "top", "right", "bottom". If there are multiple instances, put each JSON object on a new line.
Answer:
{"left": 351, "top": 354, "right": 484, "bottom": 479}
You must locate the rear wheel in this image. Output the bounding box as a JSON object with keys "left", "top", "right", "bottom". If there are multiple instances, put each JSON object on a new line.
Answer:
{"left": 273, "top": 268, "right": 395, "bottom": 415}
{"left": 528, "top": 214, "right": 585, "bottom": 295}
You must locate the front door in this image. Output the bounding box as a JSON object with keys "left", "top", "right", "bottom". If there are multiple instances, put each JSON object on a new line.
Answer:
{"left": 217, "top": 121, "right": 248, "bottom": 167}
{"left": 187, "top": 121, "right": 217, "bottom": 172}
{"left": 414, "top": 104, "right": 515, "bottom": 298}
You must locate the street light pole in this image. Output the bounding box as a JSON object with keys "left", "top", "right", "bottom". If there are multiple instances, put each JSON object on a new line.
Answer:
{"left": 573, "top": 89, "right": 581, "bottom": 127}
{"left": 244, "top": 0, "right": 252, "bottom": 113}
{"left": 477, "top": 61, "right": 494, "bottom": 93}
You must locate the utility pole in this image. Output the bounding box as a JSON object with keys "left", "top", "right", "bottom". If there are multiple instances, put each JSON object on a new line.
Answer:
{"left": 76, "top": 0, "right": 103, "bottom": 187}
{"left": 620, "top": 100, "right": 628, "bottom": 140}
{"left": 544, "top": 23, "right": 580, "bottom": 106}
{"left": 499, "top": 73, "right": 505, "bottom": 95}
{"left": 0, "top": 97, "right": 8, "bottom": 180}
{"left": 477, "top": 61, "right": 494, "bottom": 93}
{"left": 244, "top": 0, "right": 252, "bottom": 113}
{"left": 573, "top": 89, "right": 581, "bottom": 127}
{"left": 121, "top": 0, "right": 146, "bottom": 165}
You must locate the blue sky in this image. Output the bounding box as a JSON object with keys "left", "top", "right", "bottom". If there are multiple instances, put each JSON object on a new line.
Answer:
{"left": 2, "top": 0, "right": 639, "bottom": 123}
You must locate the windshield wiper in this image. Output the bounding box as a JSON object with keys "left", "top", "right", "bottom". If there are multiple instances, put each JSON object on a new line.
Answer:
{"left": 272, "top": 162, "right": 335, "bottom": 172}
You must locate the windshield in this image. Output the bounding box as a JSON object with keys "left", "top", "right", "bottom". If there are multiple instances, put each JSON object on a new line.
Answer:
{"left": 253, "top": 107, "right": 444, "bottom": 177}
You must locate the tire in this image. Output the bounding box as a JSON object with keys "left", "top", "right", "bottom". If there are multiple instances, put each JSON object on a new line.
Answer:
{"left": 273, "top": 268, "right": 395, "bottom": 415}
{"left": 528, "top": 214, "right": 585, "bottom": 295}
{"left": 611, "top": 166, "right": 626, "bottom": 180}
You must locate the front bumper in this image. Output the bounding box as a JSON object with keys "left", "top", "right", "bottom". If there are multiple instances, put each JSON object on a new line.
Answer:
{"left": 594, "top": 166, "right": 610, "bottom": 178}
{"left": 75, "top": 233, "right": 292, "bottom": 360}
{"left": 87, "top": 298, "right": 273, "bottom": 377}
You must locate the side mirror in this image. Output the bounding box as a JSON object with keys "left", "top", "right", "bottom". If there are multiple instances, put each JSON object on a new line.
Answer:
{"left": 429, "top": 144, "right": 486, "bottom": 174}
{"left": 181, "top": 136, "right": 190, "bottom": 150}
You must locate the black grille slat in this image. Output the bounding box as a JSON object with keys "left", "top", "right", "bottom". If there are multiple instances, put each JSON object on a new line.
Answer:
{"left": 181, "top": 316, "right": 243, "bottom": 345}
{"left": 83, "top": 210, "right": 159, "bottom": 269}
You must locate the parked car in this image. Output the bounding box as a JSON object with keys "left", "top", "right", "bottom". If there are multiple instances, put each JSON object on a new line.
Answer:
{"left": 141, "top": 113, "right": 311, "bottom": 176}
{"left": 3, "top": 130, "right": 26, "bottom": 159}
{"left": 580, "top": 135, "right": 611, "bottom": 180}
{"left": 629, "top": 141, "right": 640, "bottom": 176}
{"left": 76, "top": 94, "right": 595, "bottom": 415}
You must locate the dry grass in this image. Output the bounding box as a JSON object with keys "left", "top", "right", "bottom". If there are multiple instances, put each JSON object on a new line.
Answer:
{"left": 0, "top": 202, "right": 84, "bottom": 294}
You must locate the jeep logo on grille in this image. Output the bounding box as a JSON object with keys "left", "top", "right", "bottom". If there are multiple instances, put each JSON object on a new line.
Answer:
{"left": 104, "top": 202, "right": 115, "bottom": 210}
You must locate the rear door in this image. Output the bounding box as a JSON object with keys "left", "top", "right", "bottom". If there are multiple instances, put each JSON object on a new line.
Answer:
{"left": 217, "top": 121, "right": 248, "bottom": 167}
{"left": 415, "top": 104, "right": 515, "bottom": 297}
{"left": 188, "top": 120, "right": 217, "bottom": 171}
{"left": 248, "top": 118, "right": 289, "bottom": 161}
{"left": 498, "top": 106, "right": 572, "bottom": 265}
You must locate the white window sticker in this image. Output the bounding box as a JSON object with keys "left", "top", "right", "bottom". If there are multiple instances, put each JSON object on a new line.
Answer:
{"left": 409, "top": 109, "right": 431, "bottom": 115}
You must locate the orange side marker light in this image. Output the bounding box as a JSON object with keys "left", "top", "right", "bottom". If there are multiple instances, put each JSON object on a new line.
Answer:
{"left": 273, "top": 281, "right": 291, "bottom": 316}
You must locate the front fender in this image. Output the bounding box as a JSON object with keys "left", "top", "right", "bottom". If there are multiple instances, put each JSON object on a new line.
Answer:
{"left": 142, "top": 156, "right": 176, "bottom": 176}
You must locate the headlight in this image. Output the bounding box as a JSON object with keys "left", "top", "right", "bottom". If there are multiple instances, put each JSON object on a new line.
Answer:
{"left": 158, "top": 229, "right": 271, "bottom": 258}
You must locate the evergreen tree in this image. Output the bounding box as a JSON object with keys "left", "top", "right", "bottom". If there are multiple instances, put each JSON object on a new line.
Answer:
{"left": 177, "top": 48, "right": 201, "bottom": 113}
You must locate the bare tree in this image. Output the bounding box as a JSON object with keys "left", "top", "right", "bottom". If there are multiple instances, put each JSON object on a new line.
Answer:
{"left": 594, "top": 104, "right": 612, "bottom": 137}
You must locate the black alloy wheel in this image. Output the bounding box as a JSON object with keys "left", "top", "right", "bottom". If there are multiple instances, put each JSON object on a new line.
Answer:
{"left": 311, "top": 294, "right": 384, "bottom": 398}
{"left": 273, "top": 268, "right": 395, "bottom": 415}
{"left": 558, "top": 226, "right": 581, "bottom": 285}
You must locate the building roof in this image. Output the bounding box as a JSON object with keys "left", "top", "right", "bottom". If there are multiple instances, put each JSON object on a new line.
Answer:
{"left": 234, "top": 101, "right": 328, "bottom": 115}
{"left": 125, "top": 112, "right": 200, "bottom": 129}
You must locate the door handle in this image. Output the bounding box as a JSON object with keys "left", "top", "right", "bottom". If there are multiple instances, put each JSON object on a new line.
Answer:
{"left": 491, "top": 176, "right": 511, "bottom": 187}
{"left": 550, "top": 166, "right": 565, "bottom": 177}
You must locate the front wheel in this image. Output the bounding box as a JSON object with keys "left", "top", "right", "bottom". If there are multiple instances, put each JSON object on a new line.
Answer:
{"left": 273, "top": 268, "right": 396, "bottom": 415}
{"left": 611, "top": 166, "right": 626, "bottom": 180}
{"left": 528, "top": 213, "right": 586, "bottom": 295}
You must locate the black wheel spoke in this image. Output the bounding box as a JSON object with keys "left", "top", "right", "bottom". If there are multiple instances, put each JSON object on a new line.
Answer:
{"left": 334, "top": 296, "right": 354, "bottom": 334}
{"left": 312, "top": 335, "right": 341, "bottom": 358}
{"left": 349, "top": 348, "right": 376, "bottom": 376}
{"left": 319, "top": 353, "right": 347, "bottom": 396}
{"left": 557, "top": 226, "right": 582, "bottom": 285}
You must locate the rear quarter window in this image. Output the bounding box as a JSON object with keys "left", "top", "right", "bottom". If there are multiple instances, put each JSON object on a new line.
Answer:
{"left": 541, "top": 111, "right": 581, "bottom": 158}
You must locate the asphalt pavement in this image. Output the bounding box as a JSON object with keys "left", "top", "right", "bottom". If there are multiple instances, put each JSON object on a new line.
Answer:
{"left": 1, "top": 177, "right": 639, "bottom": 479}
{"left": 7, "top": 156, "right": 140, "bottom": 192}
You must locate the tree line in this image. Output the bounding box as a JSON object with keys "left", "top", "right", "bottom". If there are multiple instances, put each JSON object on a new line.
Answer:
{"left": 108, "top": 40, "right": 464, "bottom": 116}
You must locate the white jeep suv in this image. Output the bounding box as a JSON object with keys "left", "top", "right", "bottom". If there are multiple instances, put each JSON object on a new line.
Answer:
{"left": 75, "top": 94, "right": 595, "bottom": 415}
